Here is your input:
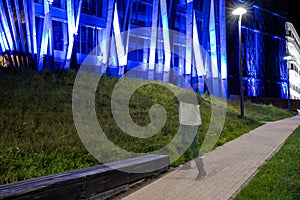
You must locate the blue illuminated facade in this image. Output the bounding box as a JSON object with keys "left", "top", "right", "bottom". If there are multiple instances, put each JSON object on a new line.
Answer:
{"left": 0, "top": 0, "right": 289, "bottom": 99}
{"left": 227, "top": 0, "right": 288, "bottom": 99}
{"left": 0, "top": 0, "right": 228, "bottom": 97}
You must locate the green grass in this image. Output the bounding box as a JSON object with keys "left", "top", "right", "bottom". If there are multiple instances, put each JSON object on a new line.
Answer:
{"left": 234, "top": 126, "right": 300, "bottom": 200}
{"left": 0, "top": 68, "right": 295, "bottom": 184}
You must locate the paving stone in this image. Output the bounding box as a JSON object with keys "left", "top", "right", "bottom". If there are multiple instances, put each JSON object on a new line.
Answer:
{"left": 122, "top": 115, "right": 300, "bottom": 200}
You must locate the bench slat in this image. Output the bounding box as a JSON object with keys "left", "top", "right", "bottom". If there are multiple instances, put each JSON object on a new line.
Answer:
{"left": 0, "top": 154, "right": 169, "bottom": 200}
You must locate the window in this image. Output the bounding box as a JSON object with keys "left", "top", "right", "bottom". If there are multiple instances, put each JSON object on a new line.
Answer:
{"left": 52, "top": 0, "right": 62, "bottom": 8}
{"left": 52, "top": 21, "right": 63, "bottom": 51}
{"left": 80, "top": 26, "right": 87, "bottom": 54}
{"left": 130, "top": 0, "right": 150, "bottom": 26}
{"left": 291, "top": 64, "right": 294, "bottom": 70}
{"left": 87, "top": 27, "right": 94, "bottom": 53}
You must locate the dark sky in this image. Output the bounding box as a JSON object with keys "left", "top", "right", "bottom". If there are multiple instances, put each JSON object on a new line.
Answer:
{"left": 287, "top": 0, "right": 300, "bottom": 32}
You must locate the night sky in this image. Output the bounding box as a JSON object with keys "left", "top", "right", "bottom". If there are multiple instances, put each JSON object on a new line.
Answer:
{"left": 287, "top": 0, "right": 300, "bottom": 32}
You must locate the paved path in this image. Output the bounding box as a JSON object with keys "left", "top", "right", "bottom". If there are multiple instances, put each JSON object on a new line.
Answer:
{"left": 121, "top": 115, "right": 300, "bottom": 200}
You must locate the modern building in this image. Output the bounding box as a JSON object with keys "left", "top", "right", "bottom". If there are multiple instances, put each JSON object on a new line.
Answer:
{"left": 0, "top": 0, "right": 228, "bottom": 97}
{"left": 227, "top": 0, "right": 288, "bottom": 99}
{"left": 285, "top": 22, "right": 300, "bottom": 100}
{"left": 0, "top": 0, "right": 295, "bottom": 100}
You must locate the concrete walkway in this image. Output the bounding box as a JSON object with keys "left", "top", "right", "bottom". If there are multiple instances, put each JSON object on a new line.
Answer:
{"left": 121, "top": 115, "right": 300, "bottom": 200}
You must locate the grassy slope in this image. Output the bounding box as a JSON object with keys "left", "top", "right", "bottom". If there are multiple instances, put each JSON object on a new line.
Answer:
{"left": 234, "top": 126, "right": 300, "bottom": 200}
{"left": 0, "top": 68, "right": 295, "bottom": 184}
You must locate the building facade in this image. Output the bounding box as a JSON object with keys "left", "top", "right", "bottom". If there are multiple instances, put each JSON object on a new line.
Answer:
{"left": 0, "top": 0, "right": 292, "bottom": 99}
{"left": 285, "top": 22, "right": 300, "bottom": 100}
{"left": 227, "top": 0, "right": 288, "bottom": 99}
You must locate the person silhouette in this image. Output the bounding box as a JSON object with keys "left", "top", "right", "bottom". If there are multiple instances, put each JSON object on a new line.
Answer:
{"left": 178, "top": 88, "right": 207, "bottom": 180}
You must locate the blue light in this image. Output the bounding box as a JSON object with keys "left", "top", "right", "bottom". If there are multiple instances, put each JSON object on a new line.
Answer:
{"left": 29, "top": 0, "right": 37, "bottom": 54}
{"left": 193, "top": 11, "right": 206, "bottom": 77}
{"left": 0, "top": 1, "right": 14, "bottom": 51}
{"left": 220, "top": 56, "right": 227, "bottom": 79}
{"left": 113, "top": 2, "right": 127, "bottom": 67}
{"left": 148, "top": 0, "right": 159, "bottom": 71}
{"left": 209, "top": 0, "right": 218, "bottom": 78}
{"left": 0, "top": 26, "right": 8, "bottom": 51}
{"left": 247, "top": 78, "right": 258, "bottom": 96}
{"left": 219, "top": 0, "right": 227, "bottom": 80}
{"left": 160, "top": 0, "right": 171, "bottom": 73}
{"left": 0, "top": 0, "right": 230, "bottom": 98}
{"left": 280, "top": 82, "right": 289, "bottom": 99}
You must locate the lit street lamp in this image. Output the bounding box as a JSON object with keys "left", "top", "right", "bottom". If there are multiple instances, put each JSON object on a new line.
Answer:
{"left": 233, "top": 7, "right": 247, "bottom": 117}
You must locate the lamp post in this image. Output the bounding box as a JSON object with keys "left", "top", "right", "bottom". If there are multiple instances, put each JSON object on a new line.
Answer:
{"left": 233, "top": 7, "right": 247, "bottom": 117}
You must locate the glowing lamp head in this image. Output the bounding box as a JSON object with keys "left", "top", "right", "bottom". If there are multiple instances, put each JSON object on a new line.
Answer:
{"left": 232, "top": 7, "right": 247, "bottom": 16}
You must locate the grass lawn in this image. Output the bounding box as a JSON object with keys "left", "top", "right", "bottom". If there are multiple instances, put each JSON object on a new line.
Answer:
{"left": 0, "top": 68, "right": 295, "bottom": 185}
{"left": 234, "top": 126, "right": 300, "bottom": 200}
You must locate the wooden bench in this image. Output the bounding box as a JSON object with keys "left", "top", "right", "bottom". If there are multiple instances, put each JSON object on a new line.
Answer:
{"left": 0, "top": 154, "right": 169, "bottom": 200}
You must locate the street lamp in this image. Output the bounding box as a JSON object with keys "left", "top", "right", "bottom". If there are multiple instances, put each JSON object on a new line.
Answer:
{"left": 233, "top": 7, "right": 247, "bottom": 117}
